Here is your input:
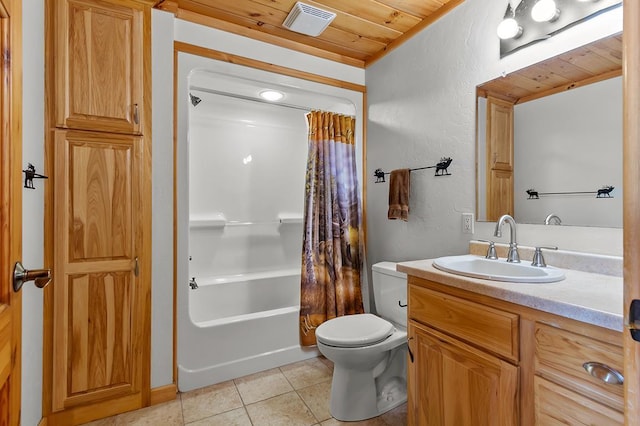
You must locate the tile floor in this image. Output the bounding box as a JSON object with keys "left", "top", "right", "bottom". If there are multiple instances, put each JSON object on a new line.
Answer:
{"left": 83, "top": 357, "right": 407, "bottom": 426}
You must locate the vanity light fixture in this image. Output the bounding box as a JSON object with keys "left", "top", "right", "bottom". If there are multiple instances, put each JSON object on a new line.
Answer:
{"left": 531, "top": 0, "right": 561, "bottom": 22}
{"left": 497, "top": 3, "right": 523, "bottom": 40}
{"left": 499, "top": 0, "right": 620, "bottom": 57}
{"left": 259, "top": 90, "right": 285, "bottom": 102}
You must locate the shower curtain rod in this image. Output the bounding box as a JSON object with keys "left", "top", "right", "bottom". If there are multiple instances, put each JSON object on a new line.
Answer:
{"left": 190, "top": 85, "right": 311, "bottom": 112}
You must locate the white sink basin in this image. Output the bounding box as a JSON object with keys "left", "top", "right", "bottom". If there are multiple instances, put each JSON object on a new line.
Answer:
{"left": 432, "top": 254, "right": 565, "bottom": 283}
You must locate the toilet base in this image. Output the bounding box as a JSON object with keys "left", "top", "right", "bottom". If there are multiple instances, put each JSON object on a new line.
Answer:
{"left": 330, "top": 365, "right": 380, "bottom": 421}
{"left": 328, "top": 354, "right": 407, "bottom": 422}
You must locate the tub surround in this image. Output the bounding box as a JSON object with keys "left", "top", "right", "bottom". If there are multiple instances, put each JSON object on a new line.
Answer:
{"left": 398, "top": 247, "right": 623, "bottom": 331}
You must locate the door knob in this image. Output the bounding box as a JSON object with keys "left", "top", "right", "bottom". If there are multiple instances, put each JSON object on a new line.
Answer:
{"left": 13, "top": 262, "right": 51, "bottom": 292}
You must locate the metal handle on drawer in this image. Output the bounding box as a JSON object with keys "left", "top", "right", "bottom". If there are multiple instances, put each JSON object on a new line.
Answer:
{"left": 582, "top": 362, "right": 624, "bottom": 385}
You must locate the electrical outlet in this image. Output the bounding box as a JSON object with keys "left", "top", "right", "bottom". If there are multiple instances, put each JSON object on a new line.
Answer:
{"left": 462, "top": 213, "right": 474, "bottom": 234}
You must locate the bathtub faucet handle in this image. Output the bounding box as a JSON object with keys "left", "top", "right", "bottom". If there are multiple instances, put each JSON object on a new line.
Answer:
{"left": 189, "top": 277, "right": 198, "bottom": 289}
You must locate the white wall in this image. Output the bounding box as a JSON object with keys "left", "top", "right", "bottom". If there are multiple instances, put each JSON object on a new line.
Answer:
{"left": 365, "top": 0, "right": 623, "bottom": 267}
{"left": 22, "top": 1, "right": 44, "bottom": 424}
{"left": 150, "top": 9, "right": 175, "bottom": 389}
{"left": 514, "top": 77, "right": 622, "bottom": 227}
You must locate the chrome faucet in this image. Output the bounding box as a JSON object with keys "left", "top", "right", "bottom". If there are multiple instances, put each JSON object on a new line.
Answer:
{"left": 189, "top": 277, "right": 198, "bottom": 290}
{"left": 544, "top": 213, "right": 562, "bottom": 225}
{"left": 494, "top": 214, "right": 520, "bottom": 263}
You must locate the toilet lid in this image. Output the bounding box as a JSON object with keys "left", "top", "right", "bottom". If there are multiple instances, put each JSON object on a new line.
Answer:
{"left": 315, "top": 313, "right": 395, "bottom": 348}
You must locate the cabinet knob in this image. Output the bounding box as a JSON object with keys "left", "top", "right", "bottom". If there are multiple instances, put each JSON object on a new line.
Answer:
{"left": 583, "top": 362, "right": 624, "bottom": 385}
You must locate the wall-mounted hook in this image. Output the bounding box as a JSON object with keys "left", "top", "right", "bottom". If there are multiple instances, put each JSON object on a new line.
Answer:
{"left": 22, "top": 163, "right": 48, "bottom": 189}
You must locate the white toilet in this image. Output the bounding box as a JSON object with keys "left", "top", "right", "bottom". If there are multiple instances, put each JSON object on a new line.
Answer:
{"left": 315, "top": 261, "right": 407, "bottom": 422}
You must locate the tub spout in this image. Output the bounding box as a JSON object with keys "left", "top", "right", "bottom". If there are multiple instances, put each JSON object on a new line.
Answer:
{"left": 189, "top": 277, "right": 198, "bottom": 290}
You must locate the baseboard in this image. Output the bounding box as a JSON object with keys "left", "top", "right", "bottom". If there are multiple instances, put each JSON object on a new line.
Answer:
{"left": 150, "top": 384, "right": 178, "bottom": 406}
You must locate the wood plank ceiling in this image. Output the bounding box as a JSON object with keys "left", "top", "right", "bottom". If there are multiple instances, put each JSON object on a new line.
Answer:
{"left": 155, "top": 0, "right": 465, "bottom": 68}
{"left": 478, "top": 33, "right": 622, "bottom": 104}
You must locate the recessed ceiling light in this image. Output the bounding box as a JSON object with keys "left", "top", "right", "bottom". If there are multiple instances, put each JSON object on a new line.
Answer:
{"left": 259, "top": 90, "right": 285, "bottom": 102}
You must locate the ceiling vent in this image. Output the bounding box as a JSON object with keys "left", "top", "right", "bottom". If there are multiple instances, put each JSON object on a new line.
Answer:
{"left": 282, "top": 2, "right": 336, "bottom": 37}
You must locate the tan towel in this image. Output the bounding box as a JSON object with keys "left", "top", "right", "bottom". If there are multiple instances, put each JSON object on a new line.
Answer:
{"left": 387, "top": 169, "right": 410, "bottom": 221}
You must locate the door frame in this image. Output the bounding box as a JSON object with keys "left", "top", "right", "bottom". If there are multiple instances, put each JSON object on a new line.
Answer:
{"left": 0, "top": 0, "right": 22, "bottom": 423}
{"left": 623, "top": 0, "right": 640, "bottom": 424}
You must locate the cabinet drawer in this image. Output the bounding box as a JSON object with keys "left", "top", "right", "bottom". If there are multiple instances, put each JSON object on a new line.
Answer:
{"left": 409, "top": 284, "right": 519, "bottom": 362}
{"left": 535, "top": 377, "right": 622, "bottom": 425}
{"left": 535, "top": 322, "right": 624, "bottom": 412}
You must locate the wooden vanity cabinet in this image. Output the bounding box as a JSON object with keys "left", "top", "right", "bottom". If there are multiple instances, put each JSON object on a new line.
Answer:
{"left": 407, "top": 275, "right": 624, "bottom": 426}
{"left": 407, "top": 280, "right": 519, "bottom": 425}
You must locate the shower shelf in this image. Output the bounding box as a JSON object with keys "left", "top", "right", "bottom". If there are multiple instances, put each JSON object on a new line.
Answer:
{"left": 189, "top": 215, "right": 303, "bottom": 229}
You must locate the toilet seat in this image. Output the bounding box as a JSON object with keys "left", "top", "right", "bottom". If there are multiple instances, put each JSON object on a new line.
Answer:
{"left": 316, "top": 313, "right": 395, "bottom": 348}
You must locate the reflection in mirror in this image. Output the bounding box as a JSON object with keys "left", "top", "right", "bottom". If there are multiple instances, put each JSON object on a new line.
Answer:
{"left": 476, "top": 33, "right": 622, "bottom": 227}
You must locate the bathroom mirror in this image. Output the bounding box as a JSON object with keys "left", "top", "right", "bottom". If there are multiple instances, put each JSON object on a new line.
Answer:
{"left": 476, "top": 33, "right": 623, "bottom": 227}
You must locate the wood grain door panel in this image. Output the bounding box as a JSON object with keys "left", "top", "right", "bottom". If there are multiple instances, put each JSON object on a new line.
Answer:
{"left": 67, "top": 139, "right": 132, "bottom": 262}
{"left": 55, "top": 0, "right": 143, "bottom": 134}
{"left": 487, "top": 168, "right": 514, "bottom": 220}
{"left": 52, "top": 130, "right": 143, "bottom": 411}
{"left": 409, "top": 321, "right": 519, "bottom": 426}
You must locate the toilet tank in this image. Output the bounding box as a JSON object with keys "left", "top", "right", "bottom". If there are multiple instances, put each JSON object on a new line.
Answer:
{"left": 372, "top": 262, "right": 407, "bottom": 328}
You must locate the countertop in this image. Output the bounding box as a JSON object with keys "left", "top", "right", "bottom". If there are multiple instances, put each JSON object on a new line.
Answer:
{"left": 397, "top": 257, "right": 624, "bottom": 332}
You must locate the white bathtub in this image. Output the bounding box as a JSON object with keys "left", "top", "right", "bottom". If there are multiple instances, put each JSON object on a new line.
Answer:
{"left": 177, "top": 268, "right": 319, "bottom": 392}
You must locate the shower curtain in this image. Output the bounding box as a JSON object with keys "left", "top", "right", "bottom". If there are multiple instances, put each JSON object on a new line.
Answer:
{"left": 299, "top": 110, "right": 364, "bottom": 347}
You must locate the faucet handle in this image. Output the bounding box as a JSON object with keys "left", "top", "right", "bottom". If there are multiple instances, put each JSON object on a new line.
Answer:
{"left": 531, "top": 246, "right": 558, "bottom": 267}
{"left": 477, "top": 240, "right": 498, "bottom": 260}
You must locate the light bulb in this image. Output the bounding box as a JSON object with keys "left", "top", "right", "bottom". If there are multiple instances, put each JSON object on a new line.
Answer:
{"left": 259, "top": 90, "right": 285, "bottom": 102}
{"left": 531, "top": 0, "right": 560, "bottom": 22}
{"left": 497, "top": 17, "right": 523, "bottom": 39}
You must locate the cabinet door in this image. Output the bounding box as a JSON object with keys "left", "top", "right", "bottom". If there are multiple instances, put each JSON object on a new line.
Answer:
{"left": 49, "top": 130, "right": 150, "bottom": 422}
{"left": 486, "top": 96, "right": 514, "bottom": 221}
{"left": 54, "top": 0, "right": 145, "bottom": 134}
{"left": 408, "top": 321, "right": 519, "bottom": 426}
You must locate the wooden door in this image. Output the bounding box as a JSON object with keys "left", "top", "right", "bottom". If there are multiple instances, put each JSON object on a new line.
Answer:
{"left": 624, "top": 0, "right": 640, "bottom": 424}
{"left": 408, "top": 321, "right": 519, "bottom": 426}
{"left": 0, "top": 0, "right": 21, "bottom": 423}
{"left": 48, "top": 129, "right": 150, "bottom": 423}
{"left": 486, "top": 96, "right": 514, "bottom": 221}
{"left": 53, "top": 0, "right": 144, "bottom": 135}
